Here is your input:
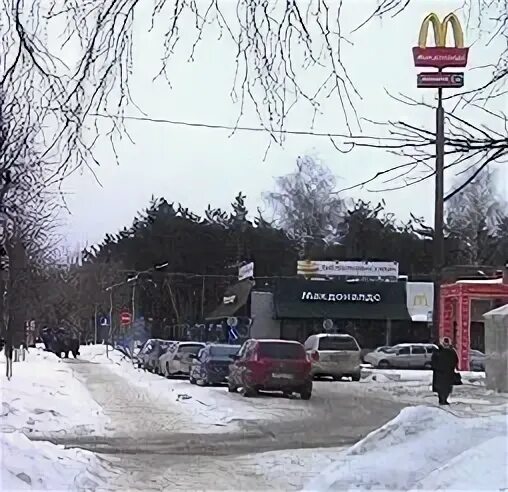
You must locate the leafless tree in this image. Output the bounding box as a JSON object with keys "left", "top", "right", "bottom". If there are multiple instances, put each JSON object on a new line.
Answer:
{"left": 446, "top": 165, "right": 506, "bottom": 265}
{"left": 263, "top": 155, "right": 348, "bottom": 255}
{"left": 340, "top": 0, "right": 508, "bottom": 198}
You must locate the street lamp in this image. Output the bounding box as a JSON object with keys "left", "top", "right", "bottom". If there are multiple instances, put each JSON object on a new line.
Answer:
{"left": 103, "top": 262, "right": 168, "bottom": 357}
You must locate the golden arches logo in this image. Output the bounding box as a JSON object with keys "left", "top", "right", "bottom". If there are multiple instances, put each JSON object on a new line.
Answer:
{"left": 413, "top": 294, "right": 429, "bottom": 307}
{"left": 417, "top": 13, "right": 464, "bottom": 48}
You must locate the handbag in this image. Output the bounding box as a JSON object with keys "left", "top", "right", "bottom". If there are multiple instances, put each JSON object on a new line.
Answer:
{"left": 453, "top": 371, "right": 462, "bottom": 385}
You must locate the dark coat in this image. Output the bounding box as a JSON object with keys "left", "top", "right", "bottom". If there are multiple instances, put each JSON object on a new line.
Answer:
{"left": 431, "top": 345, "right": 458, "bottom": 393}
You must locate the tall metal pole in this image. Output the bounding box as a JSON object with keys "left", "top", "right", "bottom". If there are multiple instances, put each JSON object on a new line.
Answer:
{"left": 93, "top": 304, "right": 98, "bottom": 345}
{"left": 432, "top": 85, "right": 445, "bottom": 341}
{"left": 107, "top": 288, "right": 113, "bottom": 358}
{"left": 131, "top": 282, "right": 136, "bottom": 363}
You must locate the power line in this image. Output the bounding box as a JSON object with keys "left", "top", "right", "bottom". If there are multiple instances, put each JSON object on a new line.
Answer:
{"left": 89, "top": 112, "right": 367, "bottom": 140}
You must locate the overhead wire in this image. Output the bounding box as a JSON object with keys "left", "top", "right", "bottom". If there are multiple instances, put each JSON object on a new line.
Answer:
{"left": 89, "top": 112, "right": 401, "bottom": 142}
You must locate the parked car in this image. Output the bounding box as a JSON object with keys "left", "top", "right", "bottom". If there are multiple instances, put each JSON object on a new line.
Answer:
{"left": 228, "top": 339, "right": 312, "bottom": 399}
{"left": 361, "top": 345, "right": 391, "bottom": 363}
{"left": 364, "top": 343, "right": 437, "bottom": 369}
{"left": 304, "top": 333, "right": 362, "bottom": 381}
{"left": 159, "top": 341, "right": 206, "bottom": 377}
{"left": 137, "top": 339, "right": 175, "bottom": 372}
{"left": 470, "top": 349, "right": 486, "bottom": 372}
{"left": 189, "top": 344, "right": 241, "bottom": 385}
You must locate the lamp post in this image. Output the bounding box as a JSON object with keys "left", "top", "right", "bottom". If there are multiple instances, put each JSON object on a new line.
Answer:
{"left": 104, "top": 263, "right": 168, "bottom": 358}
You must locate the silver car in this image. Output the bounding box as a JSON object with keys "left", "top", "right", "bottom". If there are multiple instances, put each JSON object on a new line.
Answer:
{"left": 304, "top": 334, "right": 362, "bottom": 381}
{"left": 364, "top": 343, "right": 437, "bottom": 369}
{"left": 158, "top": 341, "right": 206, "bottom": 377}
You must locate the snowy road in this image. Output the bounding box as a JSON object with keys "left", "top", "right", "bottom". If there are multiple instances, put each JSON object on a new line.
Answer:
{"left": 42, "top": 355, "right": 406, "bottom": 489}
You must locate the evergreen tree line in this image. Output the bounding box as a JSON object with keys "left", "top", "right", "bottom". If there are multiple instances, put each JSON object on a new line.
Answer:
{"left": 67, "top": 158, "right": 506, "bottom": 340}
{"left": 24, "top": 157, "right": 506, "bottom": 341}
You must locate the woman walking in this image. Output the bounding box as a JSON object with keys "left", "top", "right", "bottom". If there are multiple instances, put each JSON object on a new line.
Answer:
{"left": 431, "top": 337, "right": 459, "bottom": 405}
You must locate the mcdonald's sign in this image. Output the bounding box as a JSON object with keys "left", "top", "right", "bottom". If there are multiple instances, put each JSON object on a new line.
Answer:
{"left": 413, "top": 13, "right": 469, "bottom": 69}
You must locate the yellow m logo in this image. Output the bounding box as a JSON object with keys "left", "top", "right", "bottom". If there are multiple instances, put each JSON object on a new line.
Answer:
{"left": 413, "top": 294, "right": 429, "bottom": 307}
{"left": 417, "top": 13, "right": 464, "bottom": 48}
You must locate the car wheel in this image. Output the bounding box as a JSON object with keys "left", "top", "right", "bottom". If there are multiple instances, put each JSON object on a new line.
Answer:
{"left": 424, "top": 362, "right": 432, "bottom": 370}
{"left": 241, "top": 386, "right": 256, "bottom": 397}
{"left": 300, "top": 381, "right": 312, "bottom": 400}
{"left": 378, "top": 360, "right": 390, "bottom": 369}
{"left": 351, "top": 373, "right": 361, "bottom": 382}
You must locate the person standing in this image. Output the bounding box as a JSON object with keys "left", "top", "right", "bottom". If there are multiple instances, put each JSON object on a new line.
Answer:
{"left": 431, "top": 337, "right": 459, "bottom": 405}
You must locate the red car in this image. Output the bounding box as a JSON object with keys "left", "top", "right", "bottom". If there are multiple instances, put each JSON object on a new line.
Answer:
{"left": 227, "top": 339, "right": 313, "bottom": 399}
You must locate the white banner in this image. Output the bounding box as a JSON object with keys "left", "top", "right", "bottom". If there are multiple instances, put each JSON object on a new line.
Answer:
{"left": 406, "top": 282, "right": 434, "bottom": 322}
{"left": 238, "top": 262, "right": 254, "bottom": 280}
{"left": 297, "top": 260, "right": 399, "bottom": 279}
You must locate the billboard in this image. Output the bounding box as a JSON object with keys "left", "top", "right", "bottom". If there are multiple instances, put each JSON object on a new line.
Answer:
{"left": 297, "top": 260, "right": 399, "bottom": 279}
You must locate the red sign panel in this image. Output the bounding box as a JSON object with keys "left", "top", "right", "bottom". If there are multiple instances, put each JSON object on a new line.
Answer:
{"left": 120, "top": 310, "right": 132, "bottom": 325}
{"left": 412, "top": 47, "right": 469, "bottom": 68}
{"left": 417, "top": 72, "right": 464, "bottom": 88}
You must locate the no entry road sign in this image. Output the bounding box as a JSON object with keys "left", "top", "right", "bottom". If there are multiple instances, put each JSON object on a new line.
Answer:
{"left": 120, "top": 310, "right": 132, "bottom": 325}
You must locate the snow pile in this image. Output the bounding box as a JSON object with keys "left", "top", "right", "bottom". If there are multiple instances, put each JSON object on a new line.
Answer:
{"left": 0, "top": 431, "right": 114, "bottom": 491}
{"left": 305, "top": 405, "right": 508, "bottom": 491}
{"left": 0, "top": 347, "right": 108, "bottom": 437}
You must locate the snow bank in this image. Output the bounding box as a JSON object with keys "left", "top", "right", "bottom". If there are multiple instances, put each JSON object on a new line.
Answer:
{"left": 0, "top": 347, "right": 109, "bottom": 437}
{"left": 0, "top": 431, "right": 114, "bottom": 491}
{"left": 305, "top": 405, "right": 508, "bottom": 491}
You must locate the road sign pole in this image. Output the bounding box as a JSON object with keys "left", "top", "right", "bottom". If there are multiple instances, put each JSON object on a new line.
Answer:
{"left": 433, "top": 83, "right": 445, "bottom": 341}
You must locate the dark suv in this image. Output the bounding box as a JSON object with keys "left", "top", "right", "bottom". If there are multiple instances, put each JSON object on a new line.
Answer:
{"left": 227, "top": 339, "right": 312, "bottom": 399}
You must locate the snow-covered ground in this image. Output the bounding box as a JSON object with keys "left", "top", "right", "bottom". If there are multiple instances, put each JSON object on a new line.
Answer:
{"left": 82, "top": 344, "right": 507, "bottom": 431}
{"left": 0, "top": 348, "right": 114, "bottom": 491}
{"left": 1, "top": 348, "right": 109, "bottom": 437}
{"left": 358, "top": 367, "right": 507, "bottom": 417}
{"left": 81, "top": 344, "right": 331, "bottom": 432}
{"left": 305, "top": 405, "right": 508, "bottom": 491}
{"left": 0, "top": 431, "right": 116, "bottom": 491}
{"left": 2, "top": 345, "right": 507, "bottom": 491}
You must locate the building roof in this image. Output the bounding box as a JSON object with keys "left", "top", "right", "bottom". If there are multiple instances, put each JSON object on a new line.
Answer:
{"left": 483, "top": 303, "right": 508, "bottom": 318}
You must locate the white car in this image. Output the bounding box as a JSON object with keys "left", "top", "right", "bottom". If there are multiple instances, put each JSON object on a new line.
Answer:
{"left": 364, "top": 343, "right": 437, "bottom": 369}
{"left": 158, "top": 341, "right": 205, "bottom": 377}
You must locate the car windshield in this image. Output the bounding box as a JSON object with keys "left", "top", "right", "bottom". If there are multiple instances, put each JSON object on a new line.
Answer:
{"left": 318, "top": 336, "right": 359, "bottom": 351}
{"left": 209, "top": 345, "right": 240, "bottom": 358}
{"left": 258, "top": 342, "right": 305, "bottom": 360}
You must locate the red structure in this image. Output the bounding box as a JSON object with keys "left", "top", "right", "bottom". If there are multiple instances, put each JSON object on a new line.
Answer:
{"left": 440, "top": 281, "right": 508, "bottom": 370}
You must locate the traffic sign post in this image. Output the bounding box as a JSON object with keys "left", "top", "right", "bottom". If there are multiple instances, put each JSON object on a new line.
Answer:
{"left": 120, "top": 310, "right": 132, "bottom": 326}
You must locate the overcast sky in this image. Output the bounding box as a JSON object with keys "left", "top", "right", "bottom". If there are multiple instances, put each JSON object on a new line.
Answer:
{"left": 62, "top": 0, "right": 505, "bottom": 251}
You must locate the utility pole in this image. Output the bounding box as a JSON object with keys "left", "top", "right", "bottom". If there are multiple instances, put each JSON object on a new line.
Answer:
{"left": 432, "top": 85, "right": 445, "bottom": 341}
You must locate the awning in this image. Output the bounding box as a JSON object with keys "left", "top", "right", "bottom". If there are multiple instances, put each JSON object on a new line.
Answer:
{"left": 206, "top": 280, "right": 254, "bottom": 321}
{"left": 274, "top": 278, "right": 411, "bottom": 321}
